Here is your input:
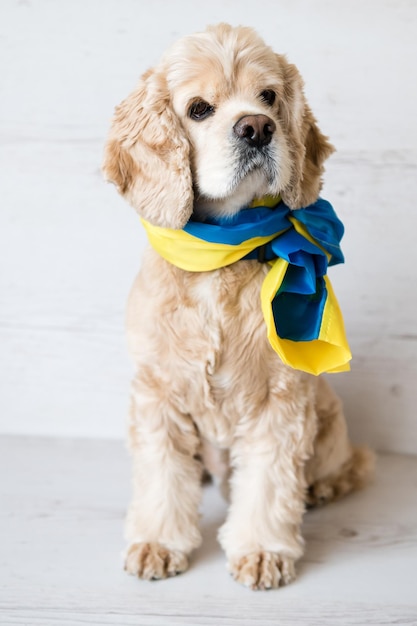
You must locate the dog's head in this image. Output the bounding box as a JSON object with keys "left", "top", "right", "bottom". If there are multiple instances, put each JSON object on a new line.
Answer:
{"left": 103, "top": 24, "right": 334, "bottom": 228}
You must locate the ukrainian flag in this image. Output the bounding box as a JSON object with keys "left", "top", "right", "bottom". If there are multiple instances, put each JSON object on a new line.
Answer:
{"left": 141, "top": 196, "right": 352, "bottom": 376}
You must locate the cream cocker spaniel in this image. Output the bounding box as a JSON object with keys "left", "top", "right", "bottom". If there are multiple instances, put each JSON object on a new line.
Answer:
{"left": 103, "top": 24, "right": 374, "bottom": 590}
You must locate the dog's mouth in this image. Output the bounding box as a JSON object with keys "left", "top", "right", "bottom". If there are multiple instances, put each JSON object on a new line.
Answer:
{"left": 230, "top": 145, "right": 278, "bottom": 192}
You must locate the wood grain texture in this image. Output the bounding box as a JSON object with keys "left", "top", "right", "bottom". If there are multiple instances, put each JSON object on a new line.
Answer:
{"left": 1, "top": 0, "right": 417, "bottom": 453}
{"left": 1, "top": 436, "right": 416, "bottom": 625}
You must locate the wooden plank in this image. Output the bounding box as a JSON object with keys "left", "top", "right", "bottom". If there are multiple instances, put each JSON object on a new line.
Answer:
{"left": 3, "top": 603, "right": 417, "bottom": 626}
{"left": 0, "top": 436, "right": 416, "bottom": 625}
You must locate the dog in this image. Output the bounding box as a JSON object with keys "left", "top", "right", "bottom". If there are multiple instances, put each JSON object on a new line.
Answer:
{"left": 103, "top": 23, "right": 374, "bottom": 590}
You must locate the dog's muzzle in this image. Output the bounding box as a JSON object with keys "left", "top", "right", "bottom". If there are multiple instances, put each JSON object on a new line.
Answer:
{"left": 229, "top": 114, "right": 279, "bottom": 191}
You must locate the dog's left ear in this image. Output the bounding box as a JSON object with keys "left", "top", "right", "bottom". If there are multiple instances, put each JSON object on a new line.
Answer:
{"left": 102, "top": 68, "right": 193, "bottom": 229}
{"left": 277, "top": 55, "right": 335, "bottom": 209}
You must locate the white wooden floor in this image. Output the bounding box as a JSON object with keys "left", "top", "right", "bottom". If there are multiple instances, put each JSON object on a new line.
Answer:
{"left": 1, "top": 436, "right": 416, "bottom": 625}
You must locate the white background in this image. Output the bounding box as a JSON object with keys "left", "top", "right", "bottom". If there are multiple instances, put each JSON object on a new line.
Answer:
{"left": 1, "top": 0, "right": 416, "bottom": 453}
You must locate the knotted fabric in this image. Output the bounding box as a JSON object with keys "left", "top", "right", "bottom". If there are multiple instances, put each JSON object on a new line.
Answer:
{"left": 141, "top": 196, "right": 352, "bottom": 376}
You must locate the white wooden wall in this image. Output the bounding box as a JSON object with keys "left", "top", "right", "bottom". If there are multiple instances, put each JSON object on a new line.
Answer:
{"left": 1, "top": 0, "right": 416, "bottom": 454}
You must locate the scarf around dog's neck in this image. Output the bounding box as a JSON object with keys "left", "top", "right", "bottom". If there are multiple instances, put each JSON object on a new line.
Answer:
{"left": 140, "top": 196, "right": 352, "bottom": 376}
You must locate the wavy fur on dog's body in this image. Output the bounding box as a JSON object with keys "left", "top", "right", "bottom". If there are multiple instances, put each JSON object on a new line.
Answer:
{"left": 104, "top": 24, "right": 374, "bottom": 589}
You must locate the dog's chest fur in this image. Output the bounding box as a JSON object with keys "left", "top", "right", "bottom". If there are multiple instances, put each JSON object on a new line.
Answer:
{"left": 127, "top": 249, "right": 300, "bottom": 447}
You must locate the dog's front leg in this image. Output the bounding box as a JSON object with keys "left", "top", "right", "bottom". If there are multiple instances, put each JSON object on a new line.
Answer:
{"left": 124, "top": 386, "right": 203, "bottom": 580}
{"left": 219, "top": 386, "right": 317, "bottom": 590}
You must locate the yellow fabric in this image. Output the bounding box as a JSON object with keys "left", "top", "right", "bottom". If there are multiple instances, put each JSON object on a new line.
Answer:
{"left": 141, "top": 218, "right": 286, "bottom": 272}
{"left": 250, "top": 194, "right": 282, "bottom": 208}
{"left": 261, "top": 267, "right": 351, "bottom": 375}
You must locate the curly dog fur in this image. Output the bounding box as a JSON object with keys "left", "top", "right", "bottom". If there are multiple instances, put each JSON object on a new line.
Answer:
{"left": 103, "top": 24, "right": 374, "bottom": 590}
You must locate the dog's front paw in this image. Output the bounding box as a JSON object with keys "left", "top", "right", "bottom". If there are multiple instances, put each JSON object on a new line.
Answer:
{"left": 228, "top": 551, "right": 296, "bottom": 590}
{"left": 125, "top": 542, "right": 188, "bottom": 580}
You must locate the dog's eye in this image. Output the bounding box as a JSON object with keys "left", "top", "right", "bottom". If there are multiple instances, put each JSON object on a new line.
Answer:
{"left": 260, "top": 90, "right": 276, "bottom": 106}
{"left": 189, "top": 101, "right": 214, "bottom": 121}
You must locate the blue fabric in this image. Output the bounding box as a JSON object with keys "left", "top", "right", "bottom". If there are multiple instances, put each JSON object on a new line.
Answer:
{"left": 184, "top": 205, "right": 290, "bottom": 244}
{"left": 294, "top": 198, "right": 345, "bottom": 266}
{"left": 273, "top": 276, "right": 327, "bottom": 341}
{"left": 257, "top": 224, "right": 333, "bottom": 342}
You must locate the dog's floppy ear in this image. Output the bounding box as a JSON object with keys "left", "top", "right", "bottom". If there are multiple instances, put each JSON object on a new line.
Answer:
{"left": 277, "top": 56, "right": 335, "bottom": 209}
{"left": 102, "top": 69, "right": 193, "bottom": 229}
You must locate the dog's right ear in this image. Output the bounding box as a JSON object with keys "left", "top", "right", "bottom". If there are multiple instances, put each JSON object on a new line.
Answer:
{"left": 102, "top": 69, "right": 194, "bottom": 229}
{"left": 277, "top": 56, "right": 335, "bottom": 210}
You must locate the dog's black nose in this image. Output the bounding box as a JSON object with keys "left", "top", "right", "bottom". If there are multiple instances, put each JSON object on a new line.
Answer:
{"left": 233, "top": 114, "right": 276, "bottom": 147}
